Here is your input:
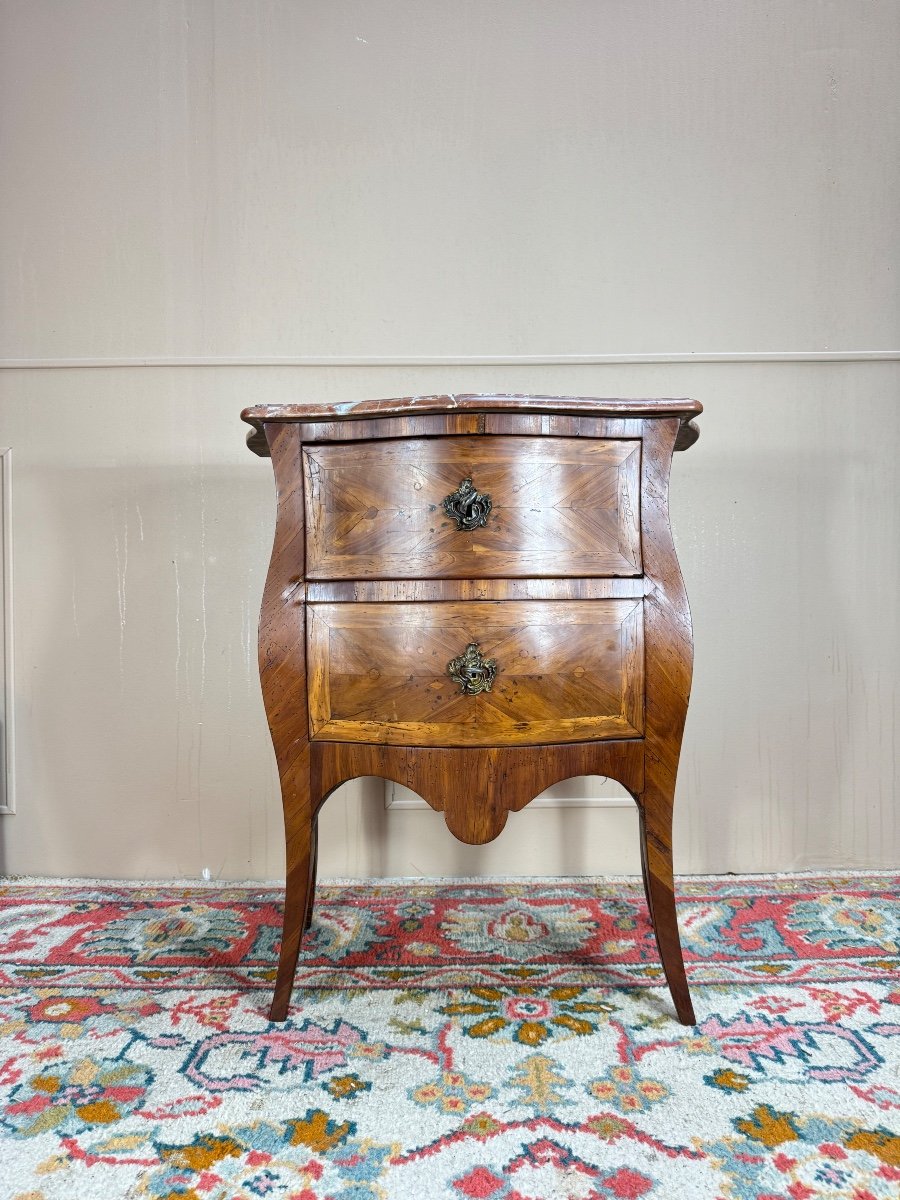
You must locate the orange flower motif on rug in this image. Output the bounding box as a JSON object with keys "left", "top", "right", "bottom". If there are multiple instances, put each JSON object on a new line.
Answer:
{"left": 441, "top": 985, "right": 616, "bottom": 1045}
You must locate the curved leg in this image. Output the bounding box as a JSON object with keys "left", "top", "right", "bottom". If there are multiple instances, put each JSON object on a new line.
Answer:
{"left": 304, "top": 818, "right": 319, "bottom": 933}
{"left": 269, "top": 757, "right": 314, "bottom": 1023}
{"left": 637, "top": 822, "right": 656, "bottom": 926}
{"left": 634, "top": 417, "right": 696, "bottom": 1025}
{"left": 638, "top": 790, "right": 695, "bottom": 1026}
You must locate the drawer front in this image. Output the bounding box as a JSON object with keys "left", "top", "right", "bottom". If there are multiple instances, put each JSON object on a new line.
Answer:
{"left": 304, "top": 436, "right": 641, "bottom": 580}
{"left": 307, "top": 600, "right": 644, "bottom": 747}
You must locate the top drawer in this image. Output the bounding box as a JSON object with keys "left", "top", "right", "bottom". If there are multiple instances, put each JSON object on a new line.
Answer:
{"left": 304, "top": 435, "right": 641, "bottom": 580}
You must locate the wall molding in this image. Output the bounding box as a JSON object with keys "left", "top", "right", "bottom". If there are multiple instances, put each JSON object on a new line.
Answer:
{"left": 0, "top": 351, "right": 898, "bottom": 370}
{"left": 386, "top": 794, "right": 634, "bottom": 811}
{"left": 0, "top": 448, "right": 13, "bottom": 816}
{"left": 385, "top": 782, "right": 634, "bottom": 811}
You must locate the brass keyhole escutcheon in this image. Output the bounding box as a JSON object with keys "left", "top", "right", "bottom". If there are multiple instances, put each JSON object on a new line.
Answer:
{"left": 443, "top": 478, "right": 492, "bottom": 531}
{"left": 447, "top": 643, "right": 497, "bottom": 695}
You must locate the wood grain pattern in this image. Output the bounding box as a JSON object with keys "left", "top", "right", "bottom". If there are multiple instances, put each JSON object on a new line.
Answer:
{"left": 305, "top": 577, "right": 647, "bottom": 602}
{"left": 304, "top": 436, "right": 642, "bottom": 580}
{"left": 310, "top": 740, "right": 644, "bottom": 846}
{"left": 307, "top": 600, "right": 644, "bottom": 747}
{"left": 290, "top": 413, "right": 647, "bottom": 445}
{"left": 256, "top": 422, "right": 314, "bottom": 1022}
{"left": 249, "top": 398, "right": 701, "bottom": 1025}
{"left": 296, "top": 413, "right": 483, "bottom": 445}
{"left": 633, "top": 417, "right": 696, "bottom": 1025}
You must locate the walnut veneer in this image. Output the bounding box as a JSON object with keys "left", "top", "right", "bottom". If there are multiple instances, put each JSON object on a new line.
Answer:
{"left": 242, "top": 394, "right": 702, "bottom": 1025}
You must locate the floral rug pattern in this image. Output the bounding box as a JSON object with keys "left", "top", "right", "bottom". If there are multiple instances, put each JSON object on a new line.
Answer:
{"left": 0, "top": 874, "right": 898, "bottom": 1199}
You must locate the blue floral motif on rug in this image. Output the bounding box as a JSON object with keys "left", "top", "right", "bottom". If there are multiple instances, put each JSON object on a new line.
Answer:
{"left": 0, "top": 874, "right": 898, "bottom": 1198}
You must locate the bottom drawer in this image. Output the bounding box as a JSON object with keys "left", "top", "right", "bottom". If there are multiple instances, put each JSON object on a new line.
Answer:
{"left": 307, "top": 600, "right": 644, "bottom": 747}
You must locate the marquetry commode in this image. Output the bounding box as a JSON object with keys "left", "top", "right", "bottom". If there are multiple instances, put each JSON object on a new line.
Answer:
{"left": 242, "top": 395, "right": 702, "bottom": 1025}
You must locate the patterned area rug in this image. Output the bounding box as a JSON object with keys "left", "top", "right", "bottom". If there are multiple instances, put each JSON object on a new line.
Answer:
{"left": 1, "top": 874, "right": 898, "bottom": 1200}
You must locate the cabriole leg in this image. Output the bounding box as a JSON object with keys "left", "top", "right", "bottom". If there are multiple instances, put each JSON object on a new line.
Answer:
{"left": 638, "top": 791, "right": 696, "bottom": 1026}
{"left": 304, "top": 819, "right": 319, "bottom": 933}
{"left": 269, "top": 761, "right": 315, "bottom": 1023}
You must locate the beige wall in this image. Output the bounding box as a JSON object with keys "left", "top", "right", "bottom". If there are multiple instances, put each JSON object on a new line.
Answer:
{"left": 1, "top": 2, "right": 898, "bottom": 879}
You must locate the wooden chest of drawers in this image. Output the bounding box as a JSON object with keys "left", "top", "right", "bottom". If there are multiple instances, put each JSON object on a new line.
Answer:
{"left": 242, "top": 395, "right": 702, "bottom": 1025}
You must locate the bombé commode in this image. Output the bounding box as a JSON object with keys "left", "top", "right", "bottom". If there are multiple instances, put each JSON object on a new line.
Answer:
{"left": 241, "top": 395, "right": 702, "bottom": 1024}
